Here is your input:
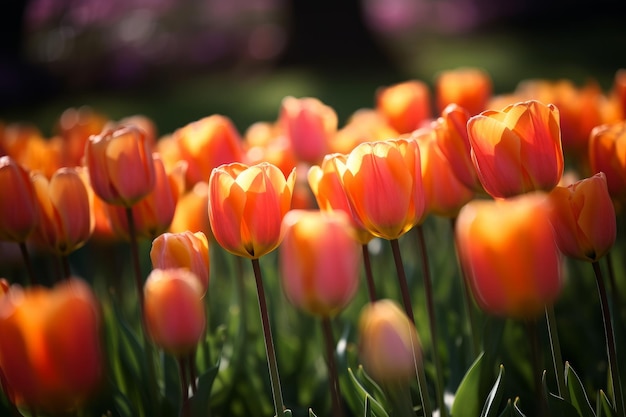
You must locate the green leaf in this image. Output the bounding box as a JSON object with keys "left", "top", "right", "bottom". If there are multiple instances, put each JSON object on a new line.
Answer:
{"left": 189, "top": 360, "right": 220, "bottom": 417}
{"left": 356, "top": 365, "right": 388, "bottom": 405}
{"left": 112, "top": 386, "right": 137, "bottom": 417}
{"left": 453, "top": 352, "right": 500, "bottom": 417}
{"left": 347, "top": 367, "right": 390, "bottom": 417}
{"left": 481, "top": 364, "right": 505, "bottom": 417}
{"left": 512, "top": 398, "right": 527, "bottom": 417}
{"left": 565, "top": 363, "right": 595, "bottom": 417}
{"left": 597, "top": 390, "right": 617, "bottom": 417}
{"left": 308, "top": 408, "right": 319, "bottom": 417}
{"left": 283, "top": 409, "right": 293, "bottom": 416}
{"left": 364, "top": 395, "right": 374, "bottom": 417}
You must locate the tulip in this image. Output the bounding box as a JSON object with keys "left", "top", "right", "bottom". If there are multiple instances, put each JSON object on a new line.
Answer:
{"left": 411, "top": 125, "right": 474, "bottom": 218}
{"left": 467, "top": 100, "right": 564, "bottom": 199}
{"left": 174, "top": 115, "right": 245, "bottom": 188}
{"left": 589, "top": 120, "right": 626, "bottom": 205}
{"left": 279, "top": 96, "right": 338, "bottom": 165}
{"left": 143, "top": 268, "right": 206, "bottom": 356}
{"left": 613, "top": 68, "right": 626, "bottom": 118}
{"left": 376, "top": 80, "right": 432, "bottom": 134}
{"left": 358, "top": 299, "right": 422, "bottom": 383}
{"left": 84, "top": 124, "right": 156, "bottom": 206}
{"left": 107, "top": 154, "right": 187, "bottom": 240}
{"left": 547, "top": 173, "right": 616, "bottom": 262}
{"left": 334, "top": 138, "right": 425, "bottom": 240}
{"left": 330, "top": 108, "right": 399, "bottom": 155}
{"left": 0, "top": 279, "right": 8, "bottom": 297}
{"left": 55, "top": 106, "right": 109, "bottom": 168}
{"left": 279, "top": 210, "right": 359, "bottom": 317}
{"left": 208, "top": 162, "right": 296, "bottom": 259}
{"left": 30, "top": 167, "right": 94, "bottom": 256}
{"left": 151, "top": 231, "right": 210, "bottom": 294}
{"left": 0, "top": 156, "right": 39, "bottom": 243}
{"left": 169, "top": 181, "right": 212, "bottom": 239}
{"left": 434, "top": 67, "right": 493, "bottom": 116}
{"left": 455, "top": 192, "right": 562, "bottom": 319}
{"left": 308, "top": 154, "right": 374, "bottom": 245}
{"left": 0, "top": 278, "right": 103, "bottom": 413}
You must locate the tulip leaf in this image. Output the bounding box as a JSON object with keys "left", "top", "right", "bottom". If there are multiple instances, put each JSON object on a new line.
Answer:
{"left": 283, "top": 409, "right": 293, "bottom": 416}
{"left": 596, "top": 390, "right": 617, "bottom": 417}
{"left": 112, "top": 386, "right": 138, "bottom": 417}
{"left": 308, "top": 408, "right": 319, "bottom": 417}
{"left": 347, "top": 367, "right": 390, "bottom": 417}
{"left": 480, "top": 364, "right": 505, "bottom": 417}
{"left": 364, "top": 395, "right": 374, "bottom": 417}
{"left": 565, "top": 363, "right": 595, "bottom": 417}
{"left": 356, "top": 365, "right": 388, "bottom": 404}
{"left": 453, "top": 352, "right": 502, "bottom": 417}
{"left": 498, "top": 398, "right": 526, "bottom": 417}
{"left": 189, "top": 360, "right": 220, "bottom": 417}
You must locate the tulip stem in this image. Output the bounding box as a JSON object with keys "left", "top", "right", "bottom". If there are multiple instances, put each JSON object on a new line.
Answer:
{"left": 592, "top": 261, "right": 625, "bottom": 417}
{"left": 125, "top": 207, "right": 145, "bottom": 311}
{"left": 389, "top": 238, "right": 432, "bottom": 417}
{"left": 60, "top": 255, "right": 71, "bottom": 280}
{"left": 385, "top": 380, "right": 416, "bottom": 417}
{"left": 188, "top": 351, "right": 197, "bottom": 395}
{"left": 450, "top": 217, "right": 479, "bottom": 357}
{"left": 321, "top": 317, "right": 344, "bottom": 417}
{"left": 415, "top": 226, "right": 448, "bottom": 417}
{"left": 526, "top": 320, "right": 548, "bottom": 417}
{"left": 361, "top": 244, "right": 377, "bottom": 302}
{"left": 606, "top": 252, "right": 620, "bottom": 312}
{"left": 544, "top": 305, "right": 568, "bottom": 401}
{"left": 251, "top": 258, "right": 285, "bottom": 417}
{"left": 18, "top": 242, "right": 36, "bottom": 286}
{"left": 178, "top": 356, "right": 190, "bottom": 417}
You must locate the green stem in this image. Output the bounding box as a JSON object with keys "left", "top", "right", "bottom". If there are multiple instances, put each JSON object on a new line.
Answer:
{"left": 60, "top": 254, "right": 71, "bottom": 280}
{"left": 386, "top": 380, "right": 416, "bottom": 417}
{"left": 450, "top": 217, "right": 479, "bottom": 357}
{"left": 389, "top": 238, "right": 432, "bottom": 417}
{"left": 415, "top": 226, "right": 448, "bottom": 417}
{"left": 526, "top": 320, "right": 548, "bottom": 417}
{"left": 361, "top": 243, "right": 377, "bottom": 302}
{"left": 178, "top": 356, "right": 190, "bottom": 417}
{"left": 544, "top": 305, "right": 568, "bottom": 401}
{"left": 188, "top": 351, "right": 197, "bottom": 396}
{"left": 606, "top": 251, "right": 620, "bottom": 313}
{"left": 251, "top": 258, "right": 285, "bottom": 417}
{"left": 593, "top": 261, "right": 626, "bottom": 417}
{"left": 321, "top": 317, "right": 344, "bottom": 417}
{"left": 18, "top": 242, "right": 36, "bottom": 286}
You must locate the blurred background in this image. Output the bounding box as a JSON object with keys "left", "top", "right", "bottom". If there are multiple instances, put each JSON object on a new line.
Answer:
{"left": 1, "top": 0, "right": 625, "bottom": 135}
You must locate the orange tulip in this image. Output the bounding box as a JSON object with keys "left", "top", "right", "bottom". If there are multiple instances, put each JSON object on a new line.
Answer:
{"left": 330, "top": 108, "right": 399, "bottom": 155}
{"left": 358, "top": 299, "right": 422, "bottom": 383}
{"left": 455, "top": 192, "right": 562, "bottom": 319}
{"left": 244, "top": 122, "right": 298, "bottom": 179}
{"left": 0, "top": 156, "right": 39, "bottom": 242}
{"left": 334, "top": 138, "right": 425, "bottom": 240}
{"left": 279, "top": 210, "right": 359, "bottom": 317}
{"left": 151, "top": 231, "right": 210, "bottom": 294}
{"left": 169, "top": 181, "right": 212, "bottom": 238}
{"left": 308, "top": 154, "right": 374, "bottom": 245}
{"left": 467, "top": 100, "right": 564, "bottom": 198}
{"left": 279, "top": 96, "right": 338, "bottom": 165}
{"left": 547, "top": 173, "right": 616, "bottom": 262}
{"left": 376, "top": 80, "right": 432, "bottom": 134}
{"left": 435, "top": 104, "right": 484, "bottom": 194}
{"left": 208, "top": 162, "right": 296, "bottom": 259}
{"left": 174, "top": 115, "right": 245, "bottom": 188}
{"left": 30, "top": 167, "right": 94, "bottom": 256}
{"left": 55, "top": 106, "right": 109, "bottom": 168}
{"left": 143, "top": 268, "right": 206, "bottom": 356}
{"left": 434, "top": 67, "right": 493, "bottom": 116}
{"left": 411, "top": 124, "right": 474, "bottom": 218}
{"left": 589, "top": 121, "right": 626, "bottom": 205}
{"left": 613, "top": 69, "right": 626, "bottom": 118}
{"left": 84, "top": 124, "right": 156, "bottom": 206}
{"left": 0, "top": 278, "right": 103, "bottom": 413}
{"left": 107, "top": 154, "right": 186, "bottom": 240}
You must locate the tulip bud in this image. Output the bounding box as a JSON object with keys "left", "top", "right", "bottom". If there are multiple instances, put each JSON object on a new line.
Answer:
{"left": 143, "top": 268, "right": 206, "bottom": 356}
{"left": 358, "top": 300, "right": 422, "bottom": 383}
{"left": 279, "top": 210, "right": 360, "bottom": 317}
{"left": 84, "top": 124, "right": 156, "bottom": 206}
{"left": 467, "top": 100, "right": 564, "bottom": 199}
{"left": 151, "top": 231, "right": 210, "bottom": 294}
{"left": 547, "top": 172, "right": 616, "bottom": 262}
{"left": 169, "top": 181, "right": 212, "bottom": 239}
{"left": 589, "top": 120, "right": 626, "bottom": 205}
{"left": 434, "top": 67, "right": 493, "bottom": 116}
{"left": 376, "top": 80, "right": 432, "bottom": 134}
{"left": 455, "top": 192, "right": 562, "bottom": 319}
{"left": 208, "top": 162, "right": 296, "bottom": 259}
{"left": 0, "top": 156, "right": 39, "bottom": 242}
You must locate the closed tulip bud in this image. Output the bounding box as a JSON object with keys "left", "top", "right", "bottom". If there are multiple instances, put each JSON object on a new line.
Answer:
{"left": 589, "top": 121, "right": 626, "bottom": 205}
{"left": 107, "top": 154, "right": 187, "bottom": 240}
{"left": 467, "top": 100, "right": 564, "bottom": 199}
{"left": 174, "top": 115, "right": 245, "bottom": 187}
{"left": 334, "top": 138, "right": 426, "bottom": 240}
{"left": 151, "top": 231, "right": 210, "bottom": 294}
{"left": 411, "top": 125, "right": 474, "bottom": 218}
{"left": 208, "top": 162, "right": 296, "bottom": 259}
{"left": 0, "top": 156, "right": 39, "bottom": 242}
{"left": 84, "top": 125, "right": 156, "bottom": 206}
{"left": 169, "top": 181, "right": 212, "bottom": 239}
{"left": 455, "top": 193, "right": 562, "bottom": 319}
{"left": 279, "top": 210, "right": 359, "bottom": 317}
{"left": 279, "top": 96, "right": 338, "bottom": 165}
{"left": 358, "top": 299, "right": 422, "bottom": 383}
{"left": 547, "top": 173, "right": 616, "bottom": 262}
{"left": 330, "top": 109, "right": 399, "bottom": 155}
{"left": 143, "top": 268, "right": 206, "bottom": 356}
{"left": 376, "top": 80, "right": 432, "bottom": 134}
{"left": 435, "top": 67, "right": 493, "bottom": 116}
{"left": 0, "top": 278, "right": 103, "bottom": 413}
{"left": 55, "top": 106, "right": 109, "bottom": 168}
{"left": 30, "top": 167, "right": 94, "bottom": 256}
